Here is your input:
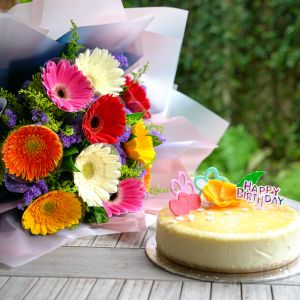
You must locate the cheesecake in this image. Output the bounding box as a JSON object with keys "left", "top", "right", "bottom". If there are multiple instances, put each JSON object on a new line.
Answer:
{"left": 156, "top": 200, "right": 300, "bottom": 273}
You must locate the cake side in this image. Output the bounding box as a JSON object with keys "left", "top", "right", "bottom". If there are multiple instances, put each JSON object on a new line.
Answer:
{"left": 156, "top": 204, "right": 300, "bottom": 273}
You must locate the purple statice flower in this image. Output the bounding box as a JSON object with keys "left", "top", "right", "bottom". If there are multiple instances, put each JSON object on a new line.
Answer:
{"left": 31, "top": 109, "right": 49, "bottom": 124}
{"left": 17, "top": 203, "right": 25, "bottom": 211}
{"left": 118, "top": 126, "right": 131, "bottom": 143}
{"left": 36, "top": 180, "right": 48, "bottom": 194}
{"left": 124, "top": 107, "right": 133, "bottom": 115}
{"left": 5, "top": 173, "right": 30, "bottom": 193}
{"left": 115, "top": 142, "right": 127, "bottom": 164}
{"left": 113, "top": 53, "right": 129, "bottom": 68}
{"left": 41, "top": 112, "right": 49, "bottom": 123}
{"left": 17, "top": 180, "right": 48, "bottom": 210}
{"left": 140, "top": 169, "right": 147, "bottom": 178}
{"left": 151, "top": 129, "right": 166, "bottom": 143}
{"left": 59, "top": 124, "right": 83, "bottom": 148}
{"left": 4, "top": 109, "right": 17, "bottom": 128}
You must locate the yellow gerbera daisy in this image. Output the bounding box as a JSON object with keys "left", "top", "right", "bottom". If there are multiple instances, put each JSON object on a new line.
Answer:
{"left": 123, "top": 120, "right": 155, "bottom": 165}
{"left": 75, "top": 48, "right": 125, "bottom": 95}
{"left": 22, "top": 191, "right": 83, "bottom": 235}
{"left": 74, "top": 144, "right": 121, "bottom": 206}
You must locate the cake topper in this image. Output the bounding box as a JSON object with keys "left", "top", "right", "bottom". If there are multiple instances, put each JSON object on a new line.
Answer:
{"left": 169, "top": 171, "right": 200, "bottom": 216}
{"left": 194, "top": 167, "right": 229, "bottom": 193}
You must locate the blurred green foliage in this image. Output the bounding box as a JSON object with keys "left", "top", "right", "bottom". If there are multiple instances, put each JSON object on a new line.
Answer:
{"left": 124, "top": 0, "right": 300, "bottom": 199}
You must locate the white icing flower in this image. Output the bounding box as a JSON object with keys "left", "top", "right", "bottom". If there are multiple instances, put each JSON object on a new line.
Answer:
{"left": 74, "top": 143, "right": 121, "bottom": 206}
{"left": 75, "top": 48, "right": 125, "bottom": 95}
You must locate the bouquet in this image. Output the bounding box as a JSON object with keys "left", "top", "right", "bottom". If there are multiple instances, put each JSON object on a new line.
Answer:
{"left": 0, "top": 21, "right": 166, "bottom": 235}
{"left": 0, "top": 0, "right": 228, "bottom": 266}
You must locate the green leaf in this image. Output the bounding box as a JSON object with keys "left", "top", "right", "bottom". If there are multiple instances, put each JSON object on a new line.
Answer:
{"left": 126, "top": 112, "right": 144, "bottom": 125}
{"left": 149, "top": 134, "right": 163, "bottom": 147}
{"left": 84, "top": 206, "right": 109, "bottom": 224}
{"left": 63, "top": 147, "right": 79, "bottom": 157}
{"left": 236, "top": 171, "right": 266, "bottom": 188}
{"left": 61, "top": 156, "right": 80, "bottom": 172}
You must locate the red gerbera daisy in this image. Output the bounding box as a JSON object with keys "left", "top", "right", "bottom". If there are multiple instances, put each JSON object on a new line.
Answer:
{"left": 82, "top": 95, "right": 126, "bottom": 144}
{"left": 121, "top": 76, "right": 151, "bottom": 119}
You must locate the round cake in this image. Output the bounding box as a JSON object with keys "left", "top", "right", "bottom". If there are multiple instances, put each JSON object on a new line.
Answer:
{"left": 156, "top": 200, "right": 300, "bottom": 273}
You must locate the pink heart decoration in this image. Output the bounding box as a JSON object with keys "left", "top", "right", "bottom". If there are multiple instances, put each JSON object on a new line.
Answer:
{"left": 169, "top": 193, "right": 201, "bottom": 216}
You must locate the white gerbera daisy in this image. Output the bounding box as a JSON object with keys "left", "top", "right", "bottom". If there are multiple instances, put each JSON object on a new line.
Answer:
{"left": 74, "top": 143, "right": 121, "bottom": 207}
{"left": 75, "top": 48, "right": 125, "bottom": 95}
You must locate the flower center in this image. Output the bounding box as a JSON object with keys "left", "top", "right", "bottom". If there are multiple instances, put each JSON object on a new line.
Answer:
{"left": 25, "top": 137, "right": 44, "bottom": 154}
{"left": 109, "top": 192, "right": 118, "bottom": 202}
{"left": 42, "top": 200, "right": 56, "bottom": 214}
{"left": 90, "top": 116, "right": 100, "bottom": 129}
{"left": 82, "top": 162, "right": 94, "bottom": 179}
{"left": 55, "top": 85, "right": 68, "bottom": 99}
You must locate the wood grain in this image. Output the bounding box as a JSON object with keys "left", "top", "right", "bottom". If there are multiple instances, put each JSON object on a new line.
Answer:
{"left": 65, "top": 235, "right": 96, "bottom": 247}
{"left": 180, "top": 282, "right": 211, "bottom": 300}
{"left": 0, "top": 277, "right": 38, "bottom": 300}
{"left": 87, "top": 279, "right": 125, "bottom": 300}
{"left": 23, "top": 277, "right": 68, "bottom": 300}
{"left": 116, "top": 231, "right": 147, "bottom": 248}
{"left": 55, "top": 278, "right": 96, "bottom": 300}
{"left": 0, "top": 276, "right": 9, "bottom": 289}
{"left": 91, "top": 233, "right": 121, "bottom": 248}
{"left": 211, "top": 283, "right": 241, "bottom": 300}
{"left": 242, "top": 284, "right": 272, "bottom": 300}
{"left": 149, "top": 281, "right": 182, "bottom": 300}
{"left": 0, "top": 247, "right": 185, "bottom": 281}
{"left": 118, "top": 280, "right": 153, "bottom": 300}
{"left": 272, "top": 285, "right": 300, "bottom": 300}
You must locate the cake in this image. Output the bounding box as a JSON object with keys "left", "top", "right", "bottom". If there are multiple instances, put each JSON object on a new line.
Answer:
{"left": 156, "top": 173, "right": 300, "bottom": 273}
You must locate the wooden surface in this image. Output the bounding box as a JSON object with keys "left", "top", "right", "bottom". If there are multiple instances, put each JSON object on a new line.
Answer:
{"left": 0, "top": 225, "right": 300, "bottom": 300}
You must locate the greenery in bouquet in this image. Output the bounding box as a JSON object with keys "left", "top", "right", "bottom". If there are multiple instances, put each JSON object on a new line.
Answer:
{"left": 0, "top": 23, "right": 165, "bottom": 235}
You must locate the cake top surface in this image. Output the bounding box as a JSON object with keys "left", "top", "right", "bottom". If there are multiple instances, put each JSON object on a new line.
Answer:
{"left": 159, "top": 199, "right": 299, "bottom": 235}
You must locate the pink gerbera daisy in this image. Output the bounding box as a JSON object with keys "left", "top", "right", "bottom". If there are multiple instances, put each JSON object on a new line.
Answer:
{"left": 42, "top": 60, "right": 93, "bottom": 112}
{"left": 104, "top": 178, "right": 145, "bottom": 217}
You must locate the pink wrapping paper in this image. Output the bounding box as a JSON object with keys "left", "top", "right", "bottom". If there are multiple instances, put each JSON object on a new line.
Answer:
{"left": 0, "top": 211, "right": 146, "bottom": 267}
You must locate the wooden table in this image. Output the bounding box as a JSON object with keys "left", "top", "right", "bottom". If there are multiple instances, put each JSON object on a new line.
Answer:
{"left": 0, "top": 224, "right": 300, "bottom": 300}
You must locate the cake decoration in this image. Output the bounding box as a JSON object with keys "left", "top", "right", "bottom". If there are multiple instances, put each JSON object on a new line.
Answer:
{"left": 169, "top": 171, "right": 201, "bottom": 216}
{"left": 194, "top": 167, "right": 229, "bottom": 193}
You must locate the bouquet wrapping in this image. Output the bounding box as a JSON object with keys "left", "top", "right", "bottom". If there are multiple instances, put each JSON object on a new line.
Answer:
{"left": 0, "top": 0, "right": 228, "bottom": 266}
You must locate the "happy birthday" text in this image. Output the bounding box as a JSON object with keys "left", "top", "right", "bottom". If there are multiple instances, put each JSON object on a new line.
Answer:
{"left": 236, "top": 180, "right": 284, "bottom": 209}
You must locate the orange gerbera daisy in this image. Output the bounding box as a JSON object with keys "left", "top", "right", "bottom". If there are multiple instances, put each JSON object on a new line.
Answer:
{"left": 2, "top": 125, "right": 63, "bottom": 181}
{"left": 22, "top": 191, "right": 83, "bottom": 235}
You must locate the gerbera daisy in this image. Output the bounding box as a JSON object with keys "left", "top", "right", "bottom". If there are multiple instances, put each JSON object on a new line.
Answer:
{"left": 22, "top": 191, "right": 83, "bottom": 235}
{"left": 121, "top": 76, "right": 151, "bottom": 118}
{"left": 75, "top": 48, "right": 125, "bottom": 95}
{"left": 104, "top": 178, "right": 145, "bottom": 217}
{"left": 82, "top": 95, "right": 126, "bottom": 144}
{"left": 2, "top": 125, "right": 63, "bottom": 181}
{"left": 74, "top": 144, "right": 121, "bottom": 206}
{"left": 42, "top": 59, "right": 93, "bottom": 112}
{"left": 123, "top": 120, "right": 155, "bottom": 165}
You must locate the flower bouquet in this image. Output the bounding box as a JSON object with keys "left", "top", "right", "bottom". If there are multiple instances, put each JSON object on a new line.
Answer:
{"left": 0, "top": 0, "right": 228, "bottom": 266}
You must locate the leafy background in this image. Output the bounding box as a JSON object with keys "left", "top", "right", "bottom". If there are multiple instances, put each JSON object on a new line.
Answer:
{"left": 123, "top": 0, "right": 300, "bottom": 200}
{"left": 1, "top": 0, "right": 300, "bottom": 200}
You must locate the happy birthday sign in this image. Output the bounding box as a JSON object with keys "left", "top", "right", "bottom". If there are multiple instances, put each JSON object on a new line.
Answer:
{"left": 236, "top": 180, "right": 284, "bottom": 209}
